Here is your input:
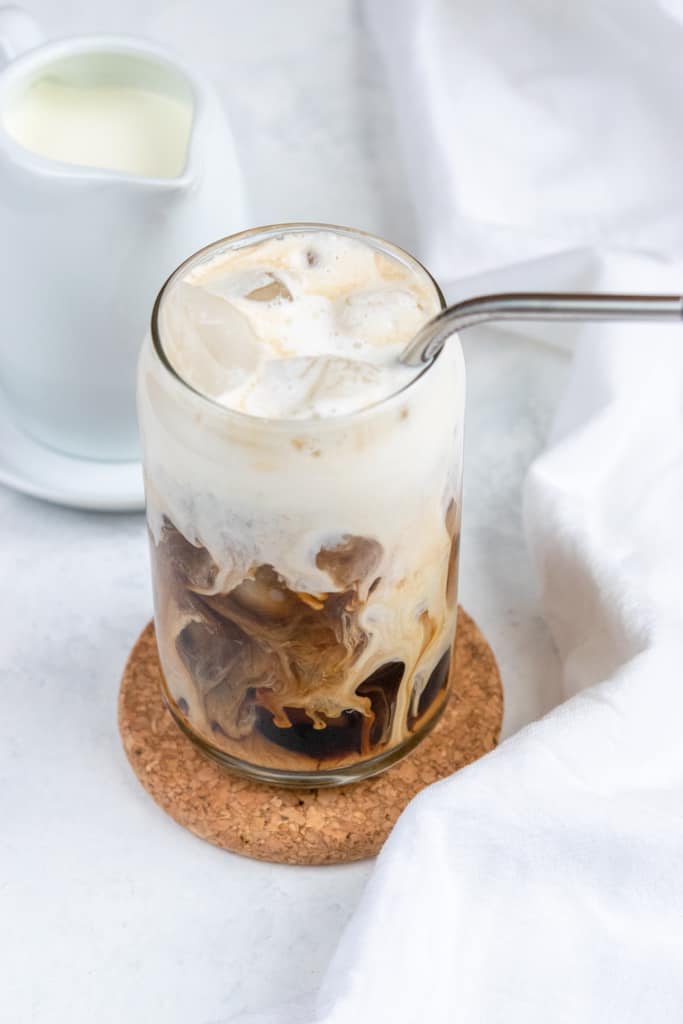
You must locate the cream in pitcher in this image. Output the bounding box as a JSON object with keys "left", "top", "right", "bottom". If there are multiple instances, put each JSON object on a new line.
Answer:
{"left": 3, "top": 67, "right": 193, "bottom": 178}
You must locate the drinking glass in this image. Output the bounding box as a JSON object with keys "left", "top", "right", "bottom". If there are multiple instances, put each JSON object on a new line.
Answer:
{"left": 137, "top": 223, "right": 465, "bottom": 786}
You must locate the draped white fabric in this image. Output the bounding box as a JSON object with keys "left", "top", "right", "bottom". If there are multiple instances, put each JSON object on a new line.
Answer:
{"left": 235, "top": 2, "right": 683, "bottom": 1020}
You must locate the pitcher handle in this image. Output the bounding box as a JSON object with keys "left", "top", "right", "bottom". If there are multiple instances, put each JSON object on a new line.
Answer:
{"left": 0, "top": 6, "right": 43, "bottom": 71}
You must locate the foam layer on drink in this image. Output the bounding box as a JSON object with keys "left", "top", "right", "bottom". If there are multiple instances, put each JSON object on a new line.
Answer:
{"left": 157, "top": 231, "right": 439, "bottom": 418}
{"left": 138, "top": 228, "right": 465, "bottom": 775}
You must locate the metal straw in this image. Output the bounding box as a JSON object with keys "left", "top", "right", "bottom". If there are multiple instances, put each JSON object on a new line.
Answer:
{"left": 400, "top": 293, "right": 683, "bottom": 366}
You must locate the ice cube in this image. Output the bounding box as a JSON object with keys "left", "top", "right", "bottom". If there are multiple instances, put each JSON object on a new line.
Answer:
{"left": 204, "top": 269, "right": 292, "bottom": 304}
{"left": 337, "top": 288, "right": 426, "bottom": 347}
{"left": 245, "top": 276, "right": 292, "bottom": 303}
{"left": 159, "top": 517, "right": 219, "bottom": 591}
{"left": 165, "top": 282, "right": 262, "bottom": 399}
{"left": 316, "top": 535, "right": 383, "bottom": 587}
{"left": 246, "top": 356, "right": 388, "bottom": 418}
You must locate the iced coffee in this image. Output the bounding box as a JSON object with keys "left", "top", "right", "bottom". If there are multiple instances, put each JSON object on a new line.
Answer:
{"left": 137, "top": 224, "right": 465, "bottom": 785}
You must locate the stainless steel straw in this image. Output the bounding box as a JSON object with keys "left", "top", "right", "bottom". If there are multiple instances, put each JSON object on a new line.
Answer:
{"left": 400, "top": 293, "right": 683, "bottom": 366}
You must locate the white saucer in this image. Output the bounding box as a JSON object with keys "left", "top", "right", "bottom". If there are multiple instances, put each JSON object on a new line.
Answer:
{"left": 0, "top": 403, "right": 145, "bottom": 512}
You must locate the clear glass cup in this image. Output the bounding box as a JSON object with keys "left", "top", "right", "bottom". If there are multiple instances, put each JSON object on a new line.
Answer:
{"left": 137, "top": 223, "right": 465, "bottom": 786}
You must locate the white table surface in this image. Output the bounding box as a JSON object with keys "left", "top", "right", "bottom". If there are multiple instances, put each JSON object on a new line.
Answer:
{"left": 1, "top": 2, "right": 567, "bottom": 1020}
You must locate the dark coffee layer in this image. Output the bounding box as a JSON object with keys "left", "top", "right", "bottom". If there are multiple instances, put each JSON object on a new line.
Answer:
{"left": 152, "top": 517, "right": 455, "bottom": 769}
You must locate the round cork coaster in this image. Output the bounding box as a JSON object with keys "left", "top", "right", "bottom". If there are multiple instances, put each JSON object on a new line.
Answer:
{"left": 118, "top": 608, "right": 503, "bottom": 865}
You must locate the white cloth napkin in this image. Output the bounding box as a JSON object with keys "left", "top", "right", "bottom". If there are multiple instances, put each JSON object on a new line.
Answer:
{"left": 235, "top": 2, "right": 683, "bottom": 1020}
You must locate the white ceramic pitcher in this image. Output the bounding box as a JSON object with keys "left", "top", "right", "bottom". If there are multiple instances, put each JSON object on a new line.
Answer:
{"left": 0, "top": 7, "right": 248, "bottom": 461}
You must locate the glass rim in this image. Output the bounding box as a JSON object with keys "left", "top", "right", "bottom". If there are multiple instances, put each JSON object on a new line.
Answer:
{"left": 150, "top": 221, "right": 447, "bottom": 426}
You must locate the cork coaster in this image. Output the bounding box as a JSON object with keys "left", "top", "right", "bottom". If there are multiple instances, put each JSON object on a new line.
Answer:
{"left": 118, "top": 608, "right": 503, "bottom": 865}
